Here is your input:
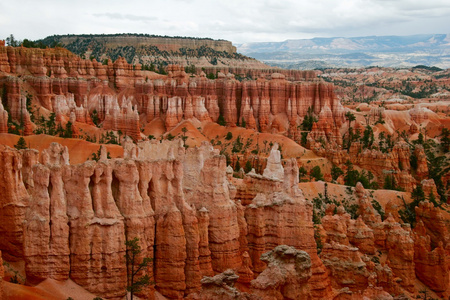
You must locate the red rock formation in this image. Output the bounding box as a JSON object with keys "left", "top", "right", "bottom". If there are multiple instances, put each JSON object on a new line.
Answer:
{"left": 193, "top": 246, "right": 313, "bottom": 300}
{"left": 0, "top": 250, "right": 3, "bottom": 299}
{"left": 421, "top": 179, "right": 440, "bottom": 200}
{"left": 347, "top": 217, "right": 375, "bottom": 255}
{"left": 414, "top": 145, "right": 429, "bottom": 180}
{"left": 250, "top": 245, "right": 312, "bottom": 299}
{"left": 409, "top": 106, "right": 429, "bottom": 123}
{"left": 321, "top": 205, "right": 351, "bottom": 245}
{"left": 0, "top": 101, "right": 8, "bottom": 133}
{"left": 2, "top": 137, "right": 450, "bottom": 298}
{"left": 321, "top": 241, "right": 369, "bottom": 292}
{"left": 0, "top": 43, "right": 345, "bottom": 137}
{"left": 236, "top": 251, "right": 254, "bottom": 292}
{"left": 193, "top": 269, "right": 246, "bottom": 300}
{"left": 183, "top": 144, "right": 242, "bottom": 273}
{"left": 414, "top": 201, "right": 450, "bottom": 249}
{"left": 196, "top": 208, "right": 214, "bottom": 278}
{"left": 316, "top": 140, "right": 418, "bottom": 192}
{"left": 355, "top": 183, "right": 382, "bottom": 227}
{"left": 413, "top": 220, "right": 449, "bottom": 293}
{"left": 0, "top": 40, "right": 10, "bottom": 73}
{"left": 23, "top": 163, "right": 61, "bottom": 282}
{"left": 0, "top": 146, "right": 30, "bottom": 261}
{"left": 384, "top": 215, "right": 415, "bottom": 292}
{"left": 391, "top": 141, "right": 411, "bottom": 172}
{"left": 103, "top": 102, "right": 141, "bottom": 141}
{"left": 63, "top": 160, "right": 127, "bottom": 298}
{"left": 239, "top": 148, "right": 332, "bottom": 298}
{"left": 165, "top": 96, "right": 183, "bottom": 131}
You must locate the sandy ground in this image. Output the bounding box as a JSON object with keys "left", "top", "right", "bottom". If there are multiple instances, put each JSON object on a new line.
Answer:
{"left": 0, "top": 133, "right": 124, "bottom": 164}
{"left": 3, "top": 279, "right": 95, "bottom": 300}
{"left": 167, "top": 120, "right": 209, "bottom": 148}
{"left": 298, "top": 181, "right": 411, "bottom": 211}
{"left": 202, "top": 122, "right": 315, "bottom": 159}
{"left": 3, "top": 278, "right": 170, "bottom": 300}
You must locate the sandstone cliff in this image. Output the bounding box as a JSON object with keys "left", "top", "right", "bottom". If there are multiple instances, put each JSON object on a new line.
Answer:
{"left": 0, "top": 141, "right": 323, "bottom": 299}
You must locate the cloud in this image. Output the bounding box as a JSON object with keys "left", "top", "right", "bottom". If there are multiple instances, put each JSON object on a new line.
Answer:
{"left": 92, "top": 13, "right": 158, "bottom": 22}
{"left": 1, "top": 0, "right": 450, "bottom": 43}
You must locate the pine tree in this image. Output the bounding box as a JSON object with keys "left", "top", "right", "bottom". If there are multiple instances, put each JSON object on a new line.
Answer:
{"left": 217, "top": 114, "right": 226, "bottom": 126}
{"left": 181, "top": 127, "right": 188, "bottom": 148}
{"left": 235, "top": 160, "right": 241, "bottom": 172}
{"left": 244, "top": 160, "right": 252, "bottom": 173}
{"left": 125, "top": 237, "right": 152, "bottom": 300}
{"left": 241, "top": 117, "right": 246, "bottom": 128}
{"left": 14, "top": 137, "right": 27, "bottom": 150}
{"left": 310, "top": 166, "right": 324, "bottom": 181}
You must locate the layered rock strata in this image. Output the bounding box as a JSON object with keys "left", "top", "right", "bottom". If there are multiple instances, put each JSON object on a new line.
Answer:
{"left": 0, "top": 44, "right": 345, "bottom": 138}
{"left": 313, "top": 140, "right": 428, "bottom": 192}
{"left": 0, "top": 142, "right": 254, "bottom": 297}
{"left": 1, "top": 139, "right": 450, "bottom": 298}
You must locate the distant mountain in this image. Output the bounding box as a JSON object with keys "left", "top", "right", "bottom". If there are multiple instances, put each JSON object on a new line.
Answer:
{"left": 237, "top": 34, "right": 450, "bottom": 69}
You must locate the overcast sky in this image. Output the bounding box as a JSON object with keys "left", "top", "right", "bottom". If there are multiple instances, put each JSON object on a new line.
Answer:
{"left": 1, "top": 0, "right": 449, "bottom": 45}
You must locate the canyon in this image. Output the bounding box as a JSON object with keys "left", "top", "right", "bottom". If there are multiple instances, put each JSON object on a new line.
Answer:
{"left": 0, "top": 41, "right": 449, "bottom": 299}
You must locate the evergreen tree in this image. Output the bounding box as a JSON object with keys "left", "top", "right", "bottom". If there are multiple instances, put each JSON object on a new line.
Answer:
{"left": 417, "top": 132, "right": 424, "bottom": 145}
{"left": 46, "top": 113, "right": 57, "bottom": 135}
{"left": 234, "top": 159, "right": 241, "bottom": 172}
{"left": 181, "top": 127, "right": 188, "bottom": 148}
{"left": 331, "top": 165, "right": 344, "bottom": 181}
{"left": 217, "top": 114, "right": 226, "bottom": 126}
{"left": 14, "top": 137, "right": 27, "bottom": 150}
{"left": 344, "top": 160, "right": 359, "bottom": 187}
{"left": 301, "top": 107, "right": 317, "bottom": 131}
{"left": 301, "top": 132, "right": 308, "bottom": 147}
{"left": 6, "top": 34, "right": 20, "bottom": 47}
{"left": 411, "top": 185, "right": 425, "bottom": 203}
{"left": 61, "top": 121, "right": 73, "bottom": 138}
{"left": 345, "top": 111, "right": 356, "bottom": 129}
{"left": 310, "top": 166, "right": 324, "bottom": 181}
{"left": 383, "top": 175, "right": 396, "bottom": 190}
{"left": 427, "top": 192, "right": 439, "bottom": 207}
{"left": 426, "top": 150, "right": 449, "bottom": 200}
{"left": 244, "top": 160, "right": 252, "bottom": 173}
{"left": 241, "top": 117, "right": 246, "bottom": 128}
{"left": 91, "top": 109, "right": 100, "bottom": 127}
{"left": 125, "top": 237, "right": 152, "bottom": 300}
{"left": 440, "top": 128, "right": 450, "bottom": 153}
{"left": 361, "top": 125, "right": 374, "bottom": 148}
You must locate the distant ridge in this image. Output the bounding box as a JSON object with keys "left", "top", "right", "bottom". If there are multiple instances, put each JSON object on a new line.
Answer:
{"left": 36, "top": 33, "right": 269, "bottom": 70}
{"left": 237, "top": 34, "right": 450, "bottom": 69}
{"left": 41, "top": 33, "right": 226, "bottom": 41}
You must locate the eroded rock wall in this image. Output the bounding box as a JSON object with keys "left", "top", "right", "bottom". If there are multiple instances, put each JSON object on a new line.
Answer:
{"left": 0, "top": 44, "right": 344, "bottom": 138}
{"left": 0, "top": 140, "right": 326, "bottom": 299}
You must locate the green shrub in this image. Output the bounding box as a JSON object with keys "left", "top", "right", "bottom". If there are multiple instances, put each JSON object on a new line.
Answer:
{"left": 310, "top": 166, "right": 324, "bottom": 181}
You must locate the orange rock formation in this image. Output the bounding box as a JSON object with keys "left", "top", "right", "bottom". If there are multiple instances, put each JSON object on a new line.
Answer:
{"left": 0, "top": 44, "right": 344, "bottom": 142}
